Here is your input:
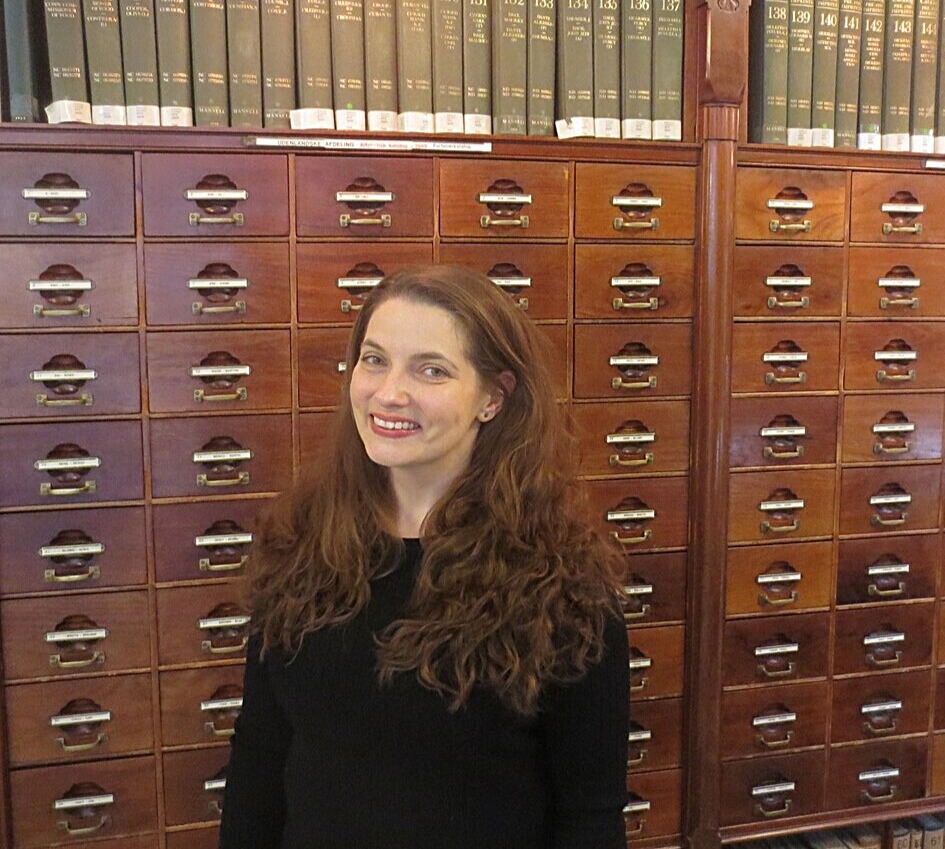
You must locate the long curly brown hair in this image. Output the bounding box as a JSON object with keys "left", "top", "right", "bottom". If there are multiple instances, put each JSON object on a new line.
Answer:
{"left": 245, "top": 265, "right": 625, "bottom": 716}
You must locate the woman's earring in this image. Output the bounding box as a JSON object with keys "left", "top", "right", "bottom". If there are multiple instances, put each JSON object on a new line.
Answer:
{"left": 480, "top": 410, "right": 493, "bottom": 422}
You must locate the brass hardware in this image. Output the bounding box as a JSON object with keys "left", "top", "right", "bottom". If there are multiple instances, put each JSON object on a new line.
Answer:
{"left": 863, "top": 718, "right": 899, "bottom": 737}
{"left": 57, "top": 732, "right": 108, "bottom": 753}
{"left": 205, "top": 719, "right": 236, "bottom": 738}
{"left": 610, "top": 529, "right": 652, "bottom": 546}
{"left": 45, "top": 565, "right": 101, "bottom": 583}
{"left": 49, "top": 650, "right": 106, "bottom": 669}
{"left": 868, "top": 581, "right": 905, "bottom": 597}
{"left": 883, "top": 222, "right": 922, "bottom": 235}
{"left": 202, "top": 636, "right": 250, "bottom": 655}
{"left": 189, "top": 212, "right": 244, "bottom": 226}
{"left": 40, "top": 481, "right": 97, "bottom": 497}
{"left": 196, "top": 472, "right": 250, "bottom": 487}
{"left": 192, "top": 301, "right": 247, "bottom": 315}
{"left": 34, "top": 304, "right": 90, "bottom": 317}
{"left": 876, "top": 369, "right": 916, "bottom": 383}
{"left": 763, "top": 445, "right": 804, "bottom": 460}
{"left": 613, "top": 296, "right": 659, "bottom": 311}
{"left": 880, "top": 296, "right": 919, "bottom": 309}
{"left": 341, "top": 300, "right": 365, "bottom": 313}
{"left": 764, "top": 372, "right": 807, "bottom": 385}
{"left": 861, "top": 787, "right": 896, "bottom": 803}
{"left": 36, "top": 393, "right": 93, "bottom": 407}
{"left": 866, "top": 649, "right": 902, "bottom": 667}
{"left": 208, "top": 800, "right": 223, "bottom": 816}
{"left": 628, "top": 675, "right": 649, "bottom": 693}
{"left": 755, "top": 730, "right": 794, "bottom": 749}
{"left": 613, "top": 217, "right": 659, "bottom": 231}
{"left": 769, "top": 220, "right": 811, "bottom": 233}
{"left": 58, "top": 815, "right": 109, "bottom": 836}
{"left": 609, "top": 452, "right": 654, "bottom": 468}
{"left": 193, "top": 388, "right": 248, "bottom": 403}
{"left": 754, "top": 799, "right": 792, "bottom": 818}
{"left": 758, "top": 590, "right": 799, "bottom": 607}
{"left": 874, "top": 442, "right": 911, "bottom": 455}
{"left": 480, "top": 214, "right": 529, "bottom": 228}
{"left": 760, "top": 519, "right": 800, "bottom": 534}
{"left": 757, "top": 661, "right": 796, "bottom": 679}
{"left": 625, "top": 821, "right": 646, "bottom": 837}
{"left": 627, "top": 749, "right": 647, "bottom": 767}
{"left": 623, "top": 604, "right": 652, "bottom": 622}
{"left": 870, "top": 513, "right": 908, "bottom": 527}
{"left": 766, "top": 295, "right": 809, "bottom": 310}
{"left": 340, "top": 213, "right": 392, "bottom": 228}
{"left": 611, "top": 376, "right": 657, "bottom": 390}
{"left": 199, "top": 556, "right": 248, "bottom": 572}
{"left": 30, "top": 211, "right": 87, "bottom": 226}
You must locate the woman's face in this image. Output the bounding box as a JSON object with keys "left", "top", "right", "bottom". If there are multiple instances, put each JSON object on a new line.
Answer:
{"left": 350, "top": 297, "right": 500, "bottom": 488}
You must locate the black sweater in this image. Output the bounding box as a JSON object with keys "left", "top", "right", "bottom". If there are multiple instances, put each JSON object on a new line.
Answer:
{"left": 219, "top": 541, "right": 629, "bottom": 849}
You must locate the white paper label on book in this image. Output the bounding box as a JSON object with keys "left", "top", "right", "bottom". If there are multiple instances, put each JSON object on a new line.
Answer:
{"left": 857, "top": 132, "right": 882, "bottom": 151}
{"left": 45, "top": 100, "right": 92, "bottom": 125}
{"left": 594, "top": 118, "right": 620, "bottom": 139}
{"left": 881, "top": 134, "right": 911, "bottom": 153}
{"left": 811, "top": 128, "right": 834, "bottom": 148}
{"left": 40, "top": 542, "right": 105, "bottom": 558}
{"left": 189, "top": 366, "right": 252, "bottom": 378}
{"left": 161, "top": 106, "right": 194, "bottom": 127}
{"left": 29, "top": 279, "right": 94, "bottom": 292}
{"left": 398, "top": 111, "right": 434, "bottom": 134}
{"left": 435, "top": 112, "right": 464, "bottom": 134}
{"left": 126, "top": 105, "right": 161, "bottom": 127}
{"left": 911, "top": 135, "right": 934, "bottom": 154}
{"left": 622, "top": 118, "right": 652, "bottom": 140}
{"left": 195, "top": 533, "right": 254, "bottom": 547}
{"left": 92, "top": 104, "right": 127, "bottom": 126}
{"left": 45, "top": 628, "right": 109, "bottom": 642}
{"left": 652, "top": 119, "right": 681, "bottom": 141}
{"left": 201, "top": 697, "right": 244, "bottom": 711}
{"left": 34, "top": 457, "right": 101, "bottom": 471}
{"left": 50, "top": 710, "right": 112, "bottom": 727}
{"left": 188, "top": 278, "right": 248, "bottom": 290}
{"left": 289, "top": 108, "right": 336, "bottom": 130}
{"left": 335, "top": 109, "right": 367, "bottom": 132}
{"left": 368, "top": 111, "right": 398, "bottom": 133}
{"left": 464, "top": 114, "right": 493, "bottom": 135}
{"left": 874, "top": 350, "right": 917, "bottom": 361}
{"left": 192, "top": 450, "right": 253, "bottom": 463}
{"left": 555, "top": 116, "right": 594, "bottom": 139}
{"left": 54, "top": 794, "right": 114, "bottom": 811}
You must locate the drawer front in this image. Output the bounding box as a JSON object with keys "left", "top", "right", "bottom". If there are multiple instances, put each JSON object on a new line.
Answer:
{"left": 826, "top": 738, "right": 928, "bottom": 810}
{"left": 933, "top": 734, "right": 945, "bottom": 795}
{"left": 296, "top": 156, "right": 434, "bottom": 237}
{"left": 573, "top": 323, "right": 692, "bottom": 399}
{"left": 586, "top": 477, "right": 689, "bottom": 552}
{"left": 9, "top": 754, "right": 157, "bottom": 847}
{"left": 163, "top": 747, "right": 231, "bottom": 826}
{"left": 297, "top": 242, "right": 434, "bottom": 323}
{"left": 851, "top": 172, "right": 945, "bottom": 244}
{"left": 848, "top": 246, "right": 945, "bottom": 317}
{"left": 5, "top": 673, "right": 153, "bottom": 766}
{"left": 156, "top": 584, "right": 250, "bottom": 666}
{"left": 837, "top": 534, "right": 940, "bottom": 605}
{"left": 720, "top": 750, "right": 826, "bottom": 826}
{"left": 439, "top": 159, "right": 570, "bottom": 238}
{"left": 730, "top": 395, "right": 839, "bottom": 469}
{"left": 838, "top": 465, "right": 942, "bottom": 536}
{"left": 142, "top": 153, "right": 289, "bottom": 236}
{"left": 844, "top": 322, "right": 945, "bottom": 390}
{"left": 723, "top": 612, "right": 830, "bottom": 687}
{"left": 0, "top": 506, "right": 146, "bottom": 595}
{"left": 574, "top": 245, "right": 694, "bottom": 320}
{"left": 297, "top": 327, "right": 354, "bottom": 408}
{"left": 628, "top": 698, "right": 684, "bottom": 772}
{"left": 439, "top": 242, "right": 569, "bottom": 320}
{"left": 167, "top": 829, "right": 218, "bottom": 849}
{"left": 0, "top": 152, "right": 135, "bottom": 237}
{"left": 735, "top": 167, "right": 846, "bottom": 242}
{"left": 733, "top": 245, "right": 844, "bottom": 317}
{"left": 726, "top": 541, "right": 833, "bottom": 616}
{"left": 143, "top": 242, "right": 291, "bottom": 326}
{"left": 728, "top": 468, "right": 837, "bottom": 543}
{"left": 0, "top": 332, "right": 140, "bottom": 418}
{"left": 831, "top": 669, "right": 933, "bottom": 743}
{"left": 621, "top": 551, "right": 688, "bottom": 626}
{"left": 0, "top": 591, "right": 151, "bottom": 681}
{"left": 148, "top": 414, "right": 292, "bottom": 499}
{"left": 575, "top": 163, "right": 696, "bottom": 240}
{"left": 627, "top": 625, "right": 685, "bottom": 700}
{"left": 153, "top": 499, "right": 269, "bottom": 583}
{"left": 146, "top": 329, "right": 292, "bottom": 413}
{"left": 937, "top": 668, "right": 945, "bottom": 729}
{"left": 1, "top": 242, "right": 138, "bottom": 328}
{"left": 834, "top": 603, "right": 934, "bottom": 675}
{"left": 624, "top": 768, "right": 682, "bottom": 840}
{"left": 731, "top": 322, "right": 841, "bottom": 393}
{"left": 159, "top": 666, "right": 246, "bottom": 747}
{"left": 841, "top": 393, "right": 944, "bottom": 463}
{"left": 299, "top": 411, "right": 334, "bottom": 467}
{"left": 573, "top": 400, "right": 690, "bottom": 477}
{"left": 0, "top": 421, "right": 144, "bottom": 508}
{"left": 539, "top": 324, "right": 569, "bottom": 401}
{"left": 720, "top": 680, "right": 829, "bottom": 759}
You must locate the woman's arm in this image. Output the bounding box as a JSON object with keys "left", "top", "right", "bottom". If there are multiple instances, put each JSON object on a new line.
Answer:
{"left": 540, "top": 612, "right": 630, "bottom": 849}
{"left": 219, "top": 636, "right": 293, "bottom": 849}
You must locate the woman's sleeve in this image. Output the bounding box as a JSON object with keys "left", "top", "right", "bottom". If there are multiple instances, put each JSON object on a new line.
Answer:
{"left": 540, "top": 611, "right": 630, "bottom": 849}
{"left": 219, "top": 635, "right": 293, "bottom": 849}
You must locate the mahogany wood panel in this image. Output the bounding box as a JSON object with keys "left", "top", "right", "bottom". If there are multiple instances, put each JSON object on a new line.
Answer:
{"left": 166, "top": 828, "right": 218, "bottom": 849}
{"left": 726, "top": 541, "right": 833, "bottom": 616}
{"left": 730, "top": 322, "right": 841, "bottom": 394}
{"left": 722, "top": 612, "right": 830, "bottom": 687}
{"left": 837, "top": 534, "right": 940, "bottom": 606}
{"left": 830, "top": 669, "right": 933, "bottom": 744}
{"left": 933, "top": 734, "right": 945, "bottom": 795}
{"left": 298, "top": 411, "right": 336, "bottom": 468}
{"left": 1, "top": 243, "right": 138, "bottom": 329}
{"left": 438, "top": 242, "right": 569, "bottom": 321}
{"left": 296, "top": 155, "right": 434, "bottom": 238}
{"left": 8, "top": 754, "right": 157, "bottom": 847}
{"left": 572, "top": 400, "right": 690, "bottom": 477}
{"left": 0, "top": 420, "right": 144, "bottom": 508}
{"left": 296, "top": 327, "right": 353, "bottom": 408}
{"left": 155, "top": 584, "right": 250, "bottom": 667}
{"left": 728, "top": 468, "right": 836, "bottom": 543}
{"left": 843, "top": 322, "right": 945, "bottom": 391}
{"left": 573, "top": 244, "right": 694, "bottom": 320}
{"left": 735, "top": 167, "right": 846, "bottom": 242}
{"left": 627, "top": 625, "right": 685, "bottom": 700}
{"left": 838, "top": 465, "right": 942, "bottom": 536}
{"left": 850, "top": 172, "right": 945, "bottom": 244}
{"left": 5, "top": 673, "right": 153, "bottom": 766}
{"left": 141, "top": 153, "right": 289, "bottom": 237}
{"left": 0, "top": 590, "right": 151, "bottom": 681}
{"left": 825, "top": 738, "right": 928, "bottom": 810}
{"left": 0, "top": 152, "right": 135, "bottom": 237}
{"left": 159, "top": 666, "right": 245, "bottom": 748}
{"left": 624, "top": 768, "right": 683, "bottom": 840}
{"left": 833, "top": 602, "right": 935, "bottom": 676}
{"left": 848, "top": 247, "right": 945, "bottom": 318}
{"left": 538, "top": 323, "right": 569, "bottom": 401}
{"left": 439, "top": 159, "right": 569, "bottom": 239}
{"left": 729, "top": 395, "right": 839, "bottom": 469}
{"left": 937, "top": 669, "right": 945, "bottom": 729}
{"left": 0, "top": 332, "right": 140, "bottom": 418}
{"left": 585, "top": 477, "right": 689, "bottom": 553}
{"left": 143, "top": 242, "right": 292, "bottom": 326}
{"left": 732, "top": 245, "right": 844, "bottom": 318}
{"left": 0, "top": 506, "right": 147, "bottom": 596}
{"left": 297, "top": 242, "right": 434, "bottom": 323}
{"left": 574, "top": 163, "right": 696, "bottom": 240}
{"left": 628, "top": 698, "right": 684, "bottom": 773}
{"left": 162, "top": 746, "right": 230, "bottom": 826}
{"left": 841, "top": 393, "right": 945, "bottom": 464}
{"left": 720, "top": 749, "right": 826, "bottom": 826}
{"left": 622, "top": 551, "right": 688, "bottom": 626}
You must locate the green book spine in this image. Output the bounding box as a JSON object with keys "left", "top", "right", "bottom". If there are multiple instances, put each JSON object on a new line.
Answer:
{"left": 396, "top": 0, "right": 434, "bottom": 132}
{"left": 787, "top": 0, "right": 814, "bottom": 145}
{"left": 749, "top": 0, "right": 789, "bottom": 143}
{"left": 462, "top": 0, "right": 491, "bottom": 133}
{"left": 592, "top": 0, "right": 619, "bottom": 137}
{"left": 4, "top": 0, "right": 50, "bottom": 121}
{"left": 119, "top": 0, "right": 160, "bottom": 125}
{"left": 621, "top": 0, "right": 651, "bottom": 139}
{"left": 858, "top": 0, "right": 885, "bottom": 148}
{"left": 834, "top": 0, "right": 861, "bottom": 146}
{"left": 294, "top": 0, "right": 333, "bottom": 128}
{"left": 83, "top": 0, "right": 126, "bottom": 123}
{"left": 260, "top": 0, "right": 295, "bottom": 127}
{"left": 432, "top": 0, "right": 463, "bottom": 132}
{"left": 556, "top": 0, "right": 593, "bottom": 137}
{"left": 226, "top": 0, "right": 262, "bottom": 127}
{"left": 190, "top": 0, "right": 228, "bottom": 126}
{"left": 936, "top": 0, "right": 945, "bottom": 149}
{"left": 526, "top": 0, "right": 555, "bottom": 136}
{"left": 365, "top": 0, "right": 397, "bottom": 130}
{"left": 43, "top": 0, "right": 92, "bottom": 122}
{"left": 493, "top": 0, "right": 527, "bottom": 134}
{"left": 330, "top": 0, "right": 366, "bottom": 129}
{"left": 155, "top": 0, "right": 193, "bottom": 125}
{"left": 652, "top": 0, "right": 683, "bottom": 140}
{"left": 911, "top": 0, "right": 938, "bottom": 150}
{"left": 811, "top": 0, "right": 839, "bottom": 145}
{"left": 882, "top": 0, "right": 914, "bottom": 149}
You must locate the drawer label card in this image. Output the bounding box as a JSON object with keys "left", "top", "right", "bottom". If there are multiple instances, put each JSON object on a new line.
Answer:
{"left": 478, "top": 193, "right": 533, "bottom": 205}
{"left": 335, "top": 191, "right": 394, "bottom": 203}
{"left": 185, "top": 189, "right": 249, "bottom": 201}
{"left": 29, "top": 279, "right": 94, "bottom": 292}
{"left": 40, "top": 542, "right": 105, "bottom": 558}
{"left": 766, "top": 198, "right": 814, "bottom": 211}
{"left": 623, "top": 584, "right": 654, "bottom": 596}
{"left": 23, "top": 188, "right": 90, "bottom": 201}
{"left": 762, "top": 352, "right": 809, "bottom": 363}
{"left": 201, "top": 697, "right": 244, "bottom": 711}
{"left": 45, "top": 627, "right": 109, "bottom": 642}
{"left": 623, "top": 800, "right": 651, "bottom": 814}
{"left": 54, "top": 794, "right": 114, "bottom": 811}
{"left": 607, "top": 509, "right": 656, "bottom": 522}
{"left": 609, "top": 355, "right": 660, "bottom": 367}
{"left": 760, "top": 426, "right": 807, "bottom": 438}
{"left": 752, "top": 712, "right": 797, "bottom": 727}
{"left": 868, "top": 562, "right": 910, "bottom": 576}
{"left": 759, "top": 499, "right": 805, "bottom": 512}
{"left": 50, "top": 710, "right": 112, "bottom": 727}
{"left": 34, "top": 457, "right": 101, "bottom": 471}
{"left": 195, "top": 533, "right": 254, "bottom": 547}
{"left": 752, "top": 781, "right": 796, "bottom": 796}
{"left": 198, "top": 615, "right": 251, "bottom": 630}
{"left": 861, "top": 700, "right": 903, "bottom": 714}
{"left": 627, "top": 657, "right": 652, "bottom": 670}
{"left": 188, "top": 278, "right": 249, "bottom": 290}
{"left": 607, "top": 432, "right": 656, "bottom": 445}
{"left": 766, "top": 276, "right": 812, "bottom": 288}
{"left": 880, "top": 203, "right": 924, "bottom": 214}
{"left": 189, "top": 365, "right": 252, "bottom": 378}
{"left": 490, "top": 277, "right": 532, "bottom": 289}
{"left": 874, "top": 350, "right": 917, "bottom": 361}
{"left": 611, "top": 276, "right": 661, "bottom": 288}
{"left": 612, "top": 196, "right": 662, "bottom": 208}
{"left": 878, "top": 277, "right": 921, "bottom": 288}
{"left": 193, "top": 450, "right": 253, "bottom": 463}
{"left": 30, "top": 370, "right": 97, "bottom": 381}
{"left": 872, "top": 422, "right": 915, "bottom": 434}
{"left": 868, "top": 493, "right": 912, "bottom": 506}
{"left": 204, "top": 778, "right": 228, "bottom": 791}
{"left": 337, "top": 277, "right": 382, "bottom": 289}
{"left": 756, "top": 571, "right": 802, "bottom": 584}
{"left": 754, "top": 642, "right": 798, "bottom": 657}
{"left": 863, "top": 632, "right": 905, "bottom": 646}
{"left": 858, "top": 767, "right": 900, "bottom": 782}
{"left": 627, "top": 729, "right": 652, "bottom": 742}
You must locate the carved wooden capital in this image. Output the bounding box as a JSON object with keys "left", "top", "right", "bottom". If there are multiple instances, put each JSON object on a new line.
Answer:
{"left": 699, "top": 0, "right": 750, "bottom": 106}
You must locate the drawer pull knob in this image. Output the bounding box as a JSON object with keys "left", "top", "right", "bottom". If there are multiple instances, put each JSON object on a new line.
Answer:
{"left": 769, "top": 219, "right": 811, "bottom": 233}
{"left": 754, "top": 799, "right": 792, "bottom": 818}
{"left": 883, "top": 222, "right": 922, "bottom": 235}
{"left": 340, "top": 213, "right": 392, "bottom": 228}
{"left": 880, "top": 295, "right": 920, "bottom": 310}
{"left": 193, "top": 301, "right": 247, "bottom": 315}
{"left": 609, "top": 452, "right": 654, "bottom": 468}
{"left": 613, "top": 216, "right": 659, "bottom": 231}
{"left": 480, "top": 214, "right": 529, "bottom": 228}
{"left": 57, "top": 732, "right": 108, "bottom": 753}
{"left": 194, "top": 388, "right": 248, "bottom": 403}
{"left": 30, "top": 211, "right": 87, "bottom": 227}
{"left": 40, "top": 481, "right": 97, "bottom": 497}
{"left": 46, "top": 565, "right": 101, "bottom": 583}
{"left": 189, "top": 212, "right": 245, "bottom": 227}
{"left": 59, "top": 815, "right": 110, "bottom": 837}
{"left": 611, "top": 529, "right": 652, "bottom": 546}
{"left": 766, "top": 295, "right": 810, "bottom": 310}
{"left": 34, "top": 304, "right": 91, "bottom": 318}
{"left": 754, "top": 729, "right": 794, "bottom": 749}
{"left": 613, "top": 296, "right": 659, "bottom": 311}
{"left": 36, "top": 393, "right": 94, "bottom": 407}
{"left": 866, "top": 649, "right": 902, "bottom": 668}
{"left": 863, "top": 717, "right": 899, "bottom": 737}
{"left": 760, "top": 519, "right": 800, "bottom": 534}
{"left": 867, "top": 580, "right": 905, "bottom": 598}
{"left": 197, "top": 472, "right": 250, "bottom": 487}
{"left": 870, "top": 513, "right": 908, "bottom": 527}
{"left": 202, "top": 636, "right": 249, "bottom": 655}
{"left": 199, "top": 556, "right": 248, "bottom": 572}
{"left": 611, "top": 376, "right": 657, "bottom": 391}
{"left": 876, "top": 369, "right": 916, "bottom": 383}
{"left": 764, "top": 371, "right": 807, "bottom": 385}
{"left": 49, "top": 650, "right": 106, "bottom": 669}
{"left": 763, "top": 445, "right": 804, "bottom": 460}
{"left": 758, "top": 589, "right": 799, "bottom": 607}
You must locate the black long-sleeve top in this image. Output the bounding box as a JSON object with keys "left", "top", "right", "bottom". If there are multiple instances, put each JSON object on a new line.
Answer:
{"left": 219, "top": 540, "right": 629, "bottom": 849}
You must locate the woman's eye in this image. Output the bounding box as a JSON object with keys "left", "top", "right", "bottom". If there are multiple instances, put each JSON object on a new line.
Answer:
{"left": 360, "top": 353, "right": 383, "bottom": 366}
{"left": 422, "top": 365, "right": 448, "bottom": 379}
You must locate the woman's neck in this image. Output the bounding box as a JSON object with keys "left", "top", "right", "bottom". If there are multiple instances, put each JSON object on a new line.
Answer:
{"left": 390, "top": 469, "right": 457, "bottom": 538}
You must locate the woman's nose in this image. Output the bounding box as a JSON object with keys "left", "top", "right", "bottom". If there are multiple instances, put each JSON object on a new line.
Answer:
{"left": 374, "top": 368, "right": 409, "bottom": 404}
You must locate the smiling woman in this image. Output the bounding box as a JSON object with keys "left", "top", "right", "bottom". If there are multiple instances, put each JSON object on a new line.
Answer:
{"left": 220, "top": 265, "right": 629, "bottom": 849}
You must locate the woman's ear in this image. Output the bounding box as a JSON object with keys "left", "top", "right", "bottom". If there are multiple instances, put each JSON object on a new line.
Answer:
{"left": 478, "top": 371, "right": 516, "bottom": 422}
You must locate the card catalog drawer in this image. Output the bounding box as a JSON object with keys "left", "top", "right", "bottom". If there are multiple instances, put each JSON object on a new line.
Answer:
{"left": 841, "top": 393, "right": 944, "bottom": 463}
{"left": 621, "top": 552, "right": 688, "bottom": 626}
{"left": 730, "top": 395, "right": 839, "bottom": 468}
{"left": 723, "top": 612, "right": 830, "bottom": 687}
{"left": 299, "top": 411, "right": 335, "bottom": 468}
{"left": 826, "top": 738, "right": 928, "bottom": 810}
{"left": 731, "top": 322, "right": 841, "bottom": 393}
{"left": 167, "top": 828, "right": 218, "bottom": 849}
{"left": 627, "top": 625, "right": 684, "bottom": 700}
{"left": 851, "top": 172, "right": 945, "bottom": 244}
{"left": 726, "top": 541, "right": 833, "bottom": 616}
{"left": 831, "top": 669, "right": 933, "bottom": 743}
{"left": 838, "top": 465, "right": 941, "bottom": 536}
{"left": 627, "top": 698, "right": 684, "bottom": 772}
{"left": 720, "top": 750, "right": 826, "bottom": 826}
{"left": 163, "top": 746, "right": 230, "bottom": 826}
{"left": 844, "top": 322, "right": 945, "bottom": 391}
{"left": 728, "top": 469, "right": 836, "bottom": 543}
{"left": 156, "top": 584, "right": 250, "bottom": 666}
{"left": 624, "top": 768, "right": 682, "bottom": 840}
{"left": 837, "top": 534, "right": 939, "bottom": 605}
{"left": 848, "top": 246, "right": 945, "bottom": 317}
{"left": 733, "top": 245, "right": 843, "bottom": 318}
{"left": 586, "top": 477, "right": 689, "bottom": 552}
{"left": 159, "top": 666, "right": 246, "bottom": 747}
{"left": 834, "top": 603, "right": 934, "bottom": 675}
{"left": 539, "top": 323, "right": 568, "bottom": 401}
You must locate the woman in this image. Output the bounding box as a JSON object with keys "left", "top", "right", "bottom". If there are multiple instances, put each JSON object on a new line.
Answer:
{"left": 220, "top": 265, "right": 629, "bottom": 849}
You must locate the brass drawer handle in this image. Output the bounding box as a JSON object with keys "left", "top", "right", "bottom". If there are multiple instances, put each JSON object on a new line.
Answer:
{"left": 59, "top": 814, "right": 109, "bottom": 836}
{"left": 883, "top": 222, "right": 922, "bottom": 235}
{"left": 766, "top": 295, "right": 809, "bottom": 310}
{"left": 45, "top": 565, "right": 101, "bottom": 583}
{"left": 628, "top": 675, "right": 649, "bottom": 693}
{"left": 208, "top": 800, "right": 223, "bottom": 816}
{"left": 861, "top": 786, "right": 896, "bottom": 803}
{"left": 341, "top": 300, "right": 365, "bottom": 313}
{"left": 754, "top": 799, "right": 792, "bottom": 818}
{"left": 194, "top": 388, "right": 248, "bottom": 403}
{"left": 870, "top": 513, "right": 908, "bottom": 527}
{"left": 34, "top": 304, "right": 90, "bottom": 318}
{"left": 36, "top": 393, "right": 93, "bottom": 407}
{"left": 30, "top": 211, "right": 87, "bottom": 227}
{"left": 758, "top": 590, "right": 799, "bottom": 607}
{"left": 189, "top": 212, "right": 244, "bottom": 226}
{"left": 627, "top": 749, "right": 647, "bottom": 767}
{"left": 199, "top": 556, "right": 248, "bottom": 572}
{"left": 49, "top": 650, "right": 106, "bottom": 669}
{"left": 880, "top": 295, "right": 919, "bottom": 310}
{"left": 480, "top": 214, "right": 529, "bottom": 228}
{"left": 757, "top": 661, "right": 796, "bottom": 679}
{"left": 613, "top": 296, "right": 659, "bottom": 311}
{"left": 612, "top": 376, "right": 657, "bottom": 390}
{"left": 625, "top": 820, "right": 646, "bottom": 836}
{"left": 41, "top": 481, "right": 97, "bottom": 497}
{"left": 192, "top": 301, "right": 247, "bottom": 315}
{"left": 763, "top": 445, "right": 804, "bottom": 460}
{"left": 866, "top": 649, "right": 902, "bottom": 667}
{"left": 623, "top": 604, "right": 652, "bottom": 622}
{"left": 868, "top": 580, "right": 905, "bottom": 597}
{"left": 863, "top": 718, "right": 899, "bottom": 737}
{"left": 609, "top": 452, "right": 654, "bottom": 468}
{"left": 755, "top": 729, "right": 794, "bottom": 749}
{"left": 613, "top": 216, "right": 659, "bottom": 231}
{"left": 760, "top": 519, "right": 800, "bottom": 534}
{"left": 202, "top": 635, "right": 249, "bottom": 655}
{"left": 611, "top": 529, "right": 652, "bottom": 546}
{"left": 57, "top": 732, "right": 108, "bottom": 753}
{"left": 874, "top": 442, "right": 911, "bottom": 455}
{"left": 340, "top": 213, "right": 392, "bottom": 227}
{"left": 769, "top": 220, "right": 811, "bottom": 233}
{"left": 764, "top": 371, "right": 807, "bottom": 385}
{"left": 197, "top": 472, "right": 250, "bottom": 487}
{"left": 205, "top": 719, "right": 236, "bottom": 738}
{"left": 876, "top": 369, "right": 916, "bottom": 383}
